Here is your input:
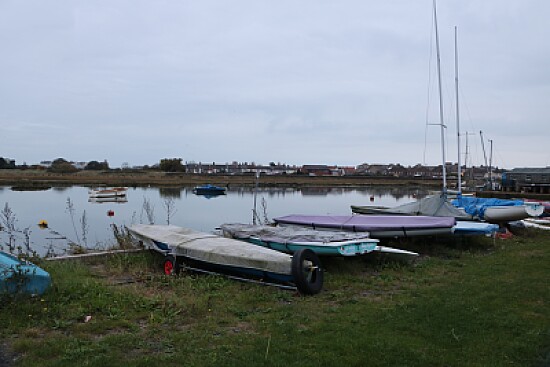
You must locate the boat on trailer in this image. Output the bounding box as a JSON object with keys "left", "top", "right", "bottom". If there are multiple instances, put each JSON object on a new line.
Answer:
{"left": 220, "top": 224, "right": 418, "bottom": 257}
{"left": 128, "top": 224, "right": 323, "bottom": 295}
{"left": 273, "top": 214, "right": 456, "bottom": 239}
{"left": 1, "top": 251, "right": 51, "bottom": 296}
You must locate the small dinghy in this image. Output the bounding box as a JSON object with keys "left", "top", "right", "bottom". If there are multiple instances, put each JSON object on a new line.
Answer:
{"left": 273, "top": 215, "right": 456, "bottom": 239}
{"left": 128, "top": 224, "right": 323, "bottom": 295}
{"left": 0, "top": 251, "right": 51, "bottom": 296}
{"left": 220, "top": 224, "right": 418, "bottom": 257}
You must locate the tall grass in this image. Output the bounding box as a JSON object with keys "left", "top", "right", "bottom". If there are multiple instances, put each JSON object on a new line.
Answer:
{"left": 1, "top": 230, "right": 549, "bottom": 366}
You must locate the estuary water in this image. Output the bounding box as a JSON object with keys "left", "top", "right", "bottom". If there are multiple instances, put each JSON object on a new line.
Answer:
{"left": 0, "top": 185, "right": 430, "bottom": 257}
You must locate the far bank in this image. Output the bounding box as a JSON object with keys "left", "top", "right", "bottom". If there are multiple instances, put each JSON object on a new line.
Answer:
{"left": 0, "top": 169, "right": 443, "bottom": 189}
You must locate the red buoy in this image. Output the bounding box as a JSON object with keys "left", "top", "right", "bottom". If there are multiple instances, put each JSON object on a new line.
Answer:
{"left": 107, "top": 210, "right": 115, "bottom": 217}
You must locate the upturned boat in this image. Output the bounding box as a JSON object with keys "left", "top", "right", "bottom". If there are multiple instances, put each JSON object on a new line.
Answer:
{"left": 0, "top": 251, "right": 51, "bottom": 296}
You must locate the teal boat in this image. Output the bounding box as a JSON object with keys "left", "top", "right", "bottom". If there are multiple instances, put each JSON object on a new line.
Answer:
{"left": 0, "top": 251, "right": 51, "bottom": 296}
{"left": 220, "top": 224, "right": 418, "bottom": 257}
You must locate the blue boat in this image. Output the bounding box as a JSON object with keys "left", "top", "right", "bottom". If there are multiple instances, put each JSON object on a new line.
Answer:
{"left": 0, "top": 251, "right": 51, "bottom": 296}
{"left": 192, "top": 184, "right": 226, "bottom": 196}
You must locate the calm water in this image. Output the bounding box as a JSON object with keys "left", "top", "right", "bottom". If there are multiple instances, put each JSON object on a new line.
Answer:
{"left": 0, "top": 185, "right": 430, "bottom": 256}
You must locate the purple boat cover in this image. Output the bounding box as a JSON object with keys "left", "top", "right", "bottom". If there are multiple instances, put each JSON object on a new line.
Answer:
{"left": 273, "top": 215, "right": 456, "bottom": 232}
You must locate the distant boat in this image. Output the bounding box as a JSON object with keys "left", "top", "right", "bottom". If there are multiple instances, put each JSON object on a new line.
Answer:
{"left": 273, "top": 214, "right": 456, "bottom": 239}
{"left": 88, "top": 196, "right": 128, "bottom": 204}
{"left": 220, "top": 223, "right": 418, "bottom": 257}
{"left": 192, "top": 184, "right": 226, "bottom": 196}
{"left": 0, "top": 251, "right": 51, "bottom": 296}
{"left": 88, "top": 187, "right": 127, "bottom": 198}
{"left": 128, "top": 224, "right": 323, "bottom": 295}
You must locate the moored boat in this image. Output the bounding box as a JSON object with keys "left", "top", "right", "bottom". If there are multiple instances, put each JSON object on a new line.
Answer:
{"left": 128, "top": 224, "right": 323, "bottom": 295}
{"left": 0, "top": 251, "right": 51, "bottom": 295}
{"left": 273, "top": 214, "right": 456, "bottom": 239}
{"left": 88, "top": 187, "right": 128, "bottom": 198}
{"left": 192, "top": 184, "right": 226, "bottom": 196}
{"left": 220, "top": 223, "right": 418, "bottom": 257}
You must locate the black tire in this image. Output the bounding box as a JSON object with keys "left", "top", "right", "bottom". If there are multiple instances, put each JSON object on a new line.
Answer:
{"left": 163, "top": 255, "right": 180, "bottom": 275}
{"left": 291, "top": 249, "right": 323, "bottom": 295}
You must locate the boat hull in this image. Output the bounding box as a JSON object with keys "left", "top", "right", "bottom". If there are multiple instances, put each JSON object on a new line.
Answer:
{"left": 88, "top": 187, "right": 127, "bottom": 198}
{"left": 273, "top": 215, "right": 456, "bottom": 239}
{"left": 484, "top": 204, "right": 544, "bottom": 223}
{"left": 220, "top": 224, "right": 418, "bottom": 257}
{"left": 128, "top": 224, "right": 324, "bottom": 294}
{"left": 0, "top": 252, "right": 51, "bottom": 295}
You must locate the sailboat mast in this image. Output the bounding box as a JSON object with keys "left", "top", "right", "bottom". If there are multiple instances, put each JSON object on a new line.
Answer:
{"left": 433, "top": 0, "right": 447, "bottom": 193}
{"left": 454, "top": 26, "right": 461, "bottom": 193}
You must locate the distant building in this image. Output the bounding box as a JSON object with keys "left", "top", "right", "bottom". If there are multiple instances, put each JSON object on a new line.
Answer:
{"left": 502, "top": 167, "right": 550, "bottom": 194}
{"left": 300, "top": 165, "right": 332, "bottom": 176}
{"left": 0, "top": 157, "right": 15, "bottom": 168}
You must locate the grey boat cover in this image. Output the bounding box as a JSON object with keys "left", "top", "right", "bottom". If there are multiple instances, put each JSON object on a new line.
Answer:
{"left": 129, "top": 224, "right": 292, "bottom": 275}
{"left": 352, "top": 194, "right": 472, "bottom": 220}
{"left": 273, "top": 214, "right": 456, "bottom": 232}
{"left": 220, "top": 223, "right": 374, "bottom": 243}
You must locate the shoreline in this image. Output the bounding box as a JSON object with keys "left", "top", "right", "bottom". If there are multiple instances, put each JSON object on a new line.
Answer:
{"left": 2, "top": 170, "right": 549, "bottom": 199}
{"left": 0, "top": 169, "right": 442, "bottom": 188}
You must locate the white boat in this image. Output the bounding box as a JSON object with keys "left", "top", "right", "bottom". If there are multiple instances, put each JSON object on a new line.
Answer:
{"left": 88, "top": 187, "right": 128, "bottom": 198}
{"left": 128, "top": 224, "right": 324, "bottom": 295}
{"left": 273, "top": 214, "right": 456, "bottom": 239}
{"left": 220, "top": 224, "right": 418, "bottom": 257}
{"left": 483, "top": 202, "right": 544, "bottom": 223}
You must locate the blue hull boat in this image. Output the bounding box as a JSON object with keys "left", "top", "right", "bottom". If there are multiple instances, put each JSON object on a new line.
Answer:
{"left": 192, "top": 184, "right": 226, "bottom": 196}
{"left": 1, "top": 251, "right": 51, "bottom": 296}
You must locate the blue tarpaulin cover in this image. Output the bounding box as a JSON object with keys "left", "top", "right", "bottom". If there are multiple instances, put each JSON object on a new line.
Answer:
{"left": 452, "top": 197, "right": 523, "bottom": 219}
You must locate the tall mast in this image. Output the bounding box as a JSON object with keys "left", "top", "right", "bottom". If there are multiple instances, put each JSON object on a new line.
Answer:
{"left": 454, "top": 26, "right": 461, "bottom": 193}
{"left": 433, "top": 0, "right": 447, "bottom": 193}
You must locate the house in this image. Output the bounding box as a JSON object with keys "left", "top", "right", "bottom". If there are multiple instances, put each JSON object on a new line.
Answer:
{"left": 300, "top": 165, "right": 332, "bottom": 176}
{"left": 502, "top": 167, "right": 550, "bottom": 194}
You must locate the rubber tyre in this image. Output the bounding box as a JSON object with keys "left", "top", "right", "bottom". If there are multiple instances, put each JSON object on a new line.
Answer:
{"left": 291, "top": 249, "right": 323, "bottom": 295}
{"left": 163, "top": 255, "right": 180, "bottom": 275}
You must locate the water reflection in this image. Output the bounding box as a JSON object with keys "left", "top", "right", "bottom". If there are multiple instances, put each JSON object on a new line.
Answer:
{"left": 0, "top": 184, "right": 428, "bottom": 258}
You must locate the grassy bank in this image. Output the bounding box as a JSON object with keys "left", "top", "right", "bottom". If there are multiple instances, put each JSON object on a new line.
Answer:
{"left": 1, "top": 230, "right": 549, "bottom": 366}
{"left": 0, "top": 169, "right": 441, "bottom": 188}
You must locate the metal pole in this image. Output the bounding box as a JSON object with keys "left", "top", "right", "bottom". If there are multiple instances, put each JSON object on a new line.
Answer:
{"left": 454, "top": 26, "right": 461, "bottom": 193}
{"left": 489, "top": 139, "right": 493, "bottom": 190}
{"left": 433, "top": 0, "right": 447, "bottom": 194}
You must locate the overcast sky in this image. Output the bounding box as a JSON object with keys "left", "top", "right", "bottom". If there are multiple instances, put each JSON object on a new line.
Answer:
{"left": 1, "top": 1, "right": 549, "bottom": 169}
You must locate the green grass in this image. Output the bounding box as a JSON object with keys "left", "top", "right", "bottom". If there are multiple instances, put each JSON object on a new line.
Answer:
{"left": 1, "top": 230, "right": 549, "bottom": 367}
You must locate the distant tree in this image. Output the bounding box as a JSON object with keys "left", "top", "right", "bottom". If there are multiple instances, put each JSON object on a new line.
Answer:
{"left": 85, "top": 160, "right": 109, "bottom": 170}
{"left": 0, "top": 157, "right": 15, "bottom": 169}
{"left": 48, "top": 158, "right": 78, "bottom": 173}
{"left": 159, "top": 158, "right": 185, "bottom": 172}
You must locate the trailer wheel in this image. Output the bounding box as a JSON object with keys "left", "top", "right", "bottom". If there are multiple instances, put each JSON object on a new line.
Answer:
{"left": 291, "top": 249, "right": 323, "bottom": 295}
{"left": 163, "top": 255, "right": 180, "bottom": 275}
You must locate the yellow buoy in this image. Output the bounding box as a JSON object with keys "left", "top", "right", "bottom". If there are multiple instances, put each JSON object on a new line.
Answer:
{"left": 38, "top": 220, "right": 48, "bottom": 228}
